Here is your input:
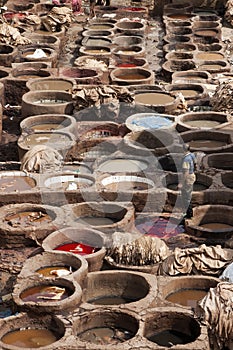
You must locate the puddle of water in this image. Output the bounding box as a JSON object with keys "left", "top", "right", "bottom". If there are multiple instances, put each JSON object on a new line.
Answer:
{"left": 1, "top": 328, "right": 57, "bottom": 348}
{"left": 20, "top": 285, "right": 71, "bottom": 302}
{"left": 78, "top": 326, "right": 133, "bottom": 345}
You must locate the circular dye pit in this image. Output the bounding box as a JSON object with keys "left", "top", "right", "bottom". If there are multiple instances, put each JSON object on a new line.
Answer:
{"left": 43, "top": 174, "right": 94, "bottom": 191}
{"left": 165, "top": 173, "right": 212, "bottom": 192}
{"left": 26, "top": 77, "right": 74, "bottom": 92}
{"left": 20, "top": 284, "right": 72, "bottom": 303}
{"left": 134, "top": 92, "right": 174, "bottom": 105}
{"left": 195, "top": 51, "right": 224, "bottom": 61}
{"left": 0, "top": 171, "right": 36, "bottom": 192}
{"left": 101, "top": 175, "right": 154, "bottom": 191}
{"left": 54, "top": 242, "right": 98, "bottom": 256}
{"left": 75, "top": 310, "right": 138, "bottom": 345}
{"left": 87, "top": 23, "right": 115, "bottom": 30}
{"left": 144, "top": 311, "right": 201, "bottom": 347}
{"left": 97, "top": 158, "right": 149, "bottom": 173}
{"left": 110, "top": 67, "right": 154, "bottom": 85}
{"left": 161, "top": 276, "right": 219, "bottom": 312}
{"left": 126, "top": 113, "right": 175, "bottom": 132}
{"left": 20, "top": 114, "right": 76, "bottom": 134}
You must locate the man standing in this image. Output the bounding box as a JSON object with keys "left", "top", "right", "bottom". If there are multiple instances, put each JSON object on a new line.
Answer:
{"left": 178, "top": 143, "right": 196, "bottom": 220}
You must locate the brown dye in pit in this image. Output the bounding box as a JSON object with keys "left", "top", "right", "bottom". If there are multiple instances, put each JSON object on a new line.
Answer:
{"left": 169, "top": 14, "right": 192, "bottom": 20}
{"left": 20, "top": 285, "right": 71, "bottom": 302}
{"left": 98, "top": 159, "right": 148, "bottom": 172}
{"left": 175, "top": 89, "right": 199, "bottom": 97}
{"left": 166, "top": 289, "right": 207, "bottom": 309}
{"left": 184, "top": 120, "right": 221, "bottom": 128}
{"left": 30, "top": 123, "right": 63, "bottom": 131}
{"left": 117, "top": 73, "right": 148, "bottom": 80}
{"left": 168, "top": 182, "right": 208, "bottom": 191}
{"left": 1, "top": 328, "right": 57, "bottom": 348}
{"left": 78, "top": 327, "right": 133, "bottom": 345}
{"left": 189, "top": 140, "right": 227, "bottom": 148}
{"left": 105, "top": 181, "right": 151, "bottom": 191}
{"left": 88, "top": 24, "right": 113, "bottom": 30}
{"left": 0, "top": 176, "right": 35, "bottom": 192}
{"left": 195, "top": 29, "right": 218, "bottom": 36}
{"left": 88, "top": 295, "right": 138, "bottom": 305}
{"left": 148, "top": 329, "right": 195, "bottom": 347}
{"left": 36, "top": 266, "right": 73, "bottom": 277}
{"left": 135, "top": 92, "right": 174, "bottom": 105}
{"left": 199, "top": 64, "right": 225, "bottom": 70}
{"left": 200, "top": 222, "right": 233, "bottom": 230}
{"left": 196, "top": 52, "right": 224, "bottom": 60}
{"left": 75, "top": 216, "right": 117, "bottom": 226}
{"left": 5, "top": 211, "right": 52, "bottom": 227}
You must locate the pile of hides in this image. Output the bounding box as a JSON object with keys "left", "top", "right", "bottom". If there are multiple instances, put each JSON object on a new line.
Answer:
{"left": 106, "top": 235, "right": 170, "bottom": 266}
{"left": 0, "top": 22, "right": 31, "bottom": 45}
{"left": 159, "top": 244, "right": 233, "bottom": 276}
{"left": 211, "top": 81, "right": 233, "bottom": 113}
{"left": 20, "top": 145, "right": 63, "bottom": 173}
{"left": 225, "top": 0, "right": 233, "bottom": 25}
{"left": 41, "top": 6, "right": 72, "bottom": 32}
{"left": 74, "top": 57, "right": 108, "bottom": 72}
{"left": 72, "top": 86, "right": 133, "bottom": 119}
{"left": 198, "top": 282, "right": 233, "bottom": 350}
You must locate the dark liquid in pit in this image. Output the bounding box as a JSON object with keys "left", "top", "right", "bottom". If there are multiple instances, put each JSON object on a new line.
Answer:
{"left": 20, "top": 285, "right": 71, "bottom": 302}
{"left": 148, "top": 329, "right": 195, "bottom": 347}
{"left": 78, "top": 327, "right": 133, "bottom": 345}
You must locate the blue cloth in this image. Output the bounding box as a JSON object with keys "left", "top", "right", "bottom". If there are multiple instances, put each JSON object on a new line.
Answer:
{"left": 131, "top": 115, "right": 173, "bottom": 129}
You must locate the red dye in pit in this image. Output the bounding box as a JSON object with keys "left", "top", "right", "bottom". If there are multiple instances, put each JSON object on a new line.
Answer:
{"left": 54, "top": 242, "right": 97, "bottom": 255}
{"left": 136, "top": 217, "right": 184, "bottom": 239}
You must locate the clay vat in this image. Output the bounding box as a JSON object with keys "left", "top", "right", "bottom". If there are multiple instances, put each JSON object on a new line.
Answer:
{"left": 159, "top": 276, "right": 219, "bottom": 311}
{"left": 26, "top": 77, "right": 75, "bottom": 92}
{"left": 133, "top": 90, "right": 180, "bottom": 113}
{"left": 163, "top": 43, "right": 197, "bottom": 54}
{"left": 0, "top": 203, "right": 63, "bottom": 248}
{"left": 17, "top": 131, "right": 75, "bottom": 160}
{"left": 60, "top": 67, "right": 102, "bottom": 84}
{"left": 158, "top": 153, "right": 184, "bottom": 172}
{"left": 79, "top": 45, "right": 112, "bottom": 58}
{"left": 42, "top": 226, "right": 106, "bottom": 272}
{"left": 81, "top": 36, "right": 112, "bottom": 48}
{"left": 164, "top": 20, "right": 192, "bottom": 28}
{"left": 125, "top": 112, "right": 175, "bottom": 132}
{"left": 18, "top": 251, "right": 88, "bottom": 286}
{"left": 185, "top": 205, "right": 233, "bottom": 243}
{"left": 77, "top": 121, "right": 119, "bottom": 140}
{"left": 61, "top": 162, "right": 92, "bottom": 174}
{"left": 13, "top": 277, "right": 82, "bottom": 314}
{"left": 23, "top": 33, "right": 61, "bottom": 49}
{"left": 163, "top": 34, "right": 192, "bottom": 44}
{"left": 0, "top": 44, "right": 17, "bottom": 67}
{"left": 196, "top": 43, "right": 224, "bottom": 52}
{"left": 74, "top": 310, "right": 139, "bottom": 347}
{"left": 115, "top": 20, "right": 146, "bottom": 36}
{"left": 165, "top": 52, "right": 194, "bottom": 61}
{"left": 180, "top": 130, "right": 233, "bottom": 153}
{"left": 112, "top": 45, "right": 145, "bottom": 58}
{"left": 85, "top": 23, "right": 115, "bottom": 31}
{"left": 110, "top": 67, "right": 154, "bottom": 86}
{"left": 198, "top": 60, "right": 230, "bottom": 73}
{"left": 162, "top": 60, "right": 196, "bottom": 79}
{"left": 195, "top": 51, "right": 225, "bottom": 61}
{"left": 163, "top": 13, "right": 194, "bottom": 21}
{"left": 166, "top": 26, "right": 192, "bottom": 36}
{"left": 193, "top": 28, "right": 221, "bottom": 39}
{"left": 82, "top": 271, "right": 156, "bottom": 310}
{"left": 0, "top": 313, "right": 66, "bottom": 349}
{"left": 176, "top": 111, "right": 231, "bottom": 132}
{"left": 82, "top": 29, "right": 114, "bottom": 38}
{"left": 63, "top": 201, "right": 135, "bottom": 234}
{"left": 21, "top": 90, "right": 74, "bottom": 117}
{"left": 172, "top": 70, "right": 211, "bottom": 84}
{"left": 163, "top": 3, "right": 193, "bottom": 14}
{"left": 164, "top": 172, "right": 213, "bottom": 192}
{"left": 18, "top": 46, "right": 58, "bottom": 68}
{"left": 166, "top": 83, "right": 208, "bottom": 106}
{"left": 74, "top": 55, "right": 109, "bottom": 70}
{"left": 221, "top": 171, "right": 233, "bottom": 189}
{"left": 115, "top": 57, "right": 149, "bottom": 69}
{"left": 20, "top": 114, "right": 76, "bottom": 134}
{"left": 192, "top": 35, "right": 220, "bottom": 45}
{"left": 143, "top": 310, "right": 205, "bottom": 348}
{"left": 202, "top": 153, "right": 233, "bottom": 171}
{"left": 41, "top": 173, "right": 94, "bottom": 191}
{"left": 113, "top": 35, "right": 143, "bottom": 47}
{"left": 192, "top": 20, "right": 221, "bottom": 31}
{"left": 99, "top": 174, "right": 155, "bottom": 192}
{"left": 193, "top": 13, "right": 219, "bottom": 21}
{"left": 72, "top": 141, "right": 117, "bottom": 161}
{"left": 0, "top": 170, "right": 36, "bottom": 194}
{"left": 119, "top": 6, "right": 148, "bottom": 17}
{"left": 95, "top": 156, "right": 152, "bottom": 174}
{"left": 124, "top": 129, "right": 174, "bottom": 156}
